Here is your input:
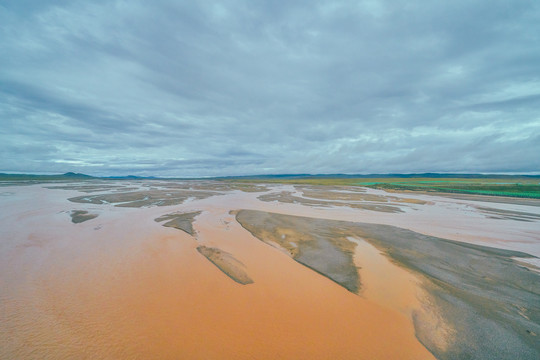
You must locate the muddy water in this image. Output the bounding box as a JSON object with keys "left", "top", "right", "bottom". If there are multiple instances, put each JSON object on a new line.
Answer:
{"left": 348, "top": 237, "right": 422, "bottom": 315}
{"left": 0, "top": 185, "right": 436, "bottom": 359}
{"left": 1, "top": 182, "right": 539, "bottom": 359}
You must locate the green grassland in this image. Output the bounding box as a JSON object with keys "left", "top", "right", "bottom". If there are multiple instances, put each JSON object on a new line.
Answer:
{"left": 368, "top": 180, "right": 540, "bottom": 198}
{"left": 232, "top": 176, "right": 540, "bottom": 199}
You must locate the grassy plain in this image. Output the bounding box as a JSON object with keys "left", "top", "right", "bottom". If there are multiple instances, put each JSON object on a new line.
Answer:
{"left": 231, "top": 176, "right": 540, "bottom": 198}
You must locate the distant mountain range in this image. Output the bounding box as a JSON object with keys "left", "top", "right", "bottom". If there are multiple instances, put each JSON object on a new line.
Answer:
{"left": 0, "top": 172, "right": 539, "bottom": 181}
{"left": 0, "top": 172, "right": 162, "bottom": 181}
{"left": 0, "top": 172, "right": 94, "bottom": 181}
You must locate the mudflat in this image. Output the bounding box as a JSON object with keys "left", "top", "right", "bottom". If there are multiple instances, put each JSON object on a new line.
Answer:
{"left": 155, "top": 211, "right": 201, "bottom": 235}
{"left": 237, "top": 209, "right": 540, "bottom": 360}
{"left": 70, "top": 210, "right": 98, "bottom": 223}
{"left": 258, "top": 190, "right": 404, "bottom": 213}
{"left": 197, "top": 245, "right": 253, "bottom": 285}
{"left": 1, "top": 180, "right": 538, "bottom": 359}
{"left": 235, "top": 209, "right": 360, "bottom": 292}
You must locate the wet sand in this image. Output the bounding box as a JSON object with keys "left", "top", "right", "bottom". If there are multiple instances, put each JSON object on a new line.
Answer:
{"left": 155, "top": 211, "right": 201, "bottom": 235}
{"left": 69, "top": 210, "right": 98, "bottom": 223}
{"left": 1, "top": 181, "right": 539, "bottom": 359}
{"left": 236, "top": 210, "right": 361, "bottom": 292}
{"left": 258, "top": 190, "right": 404, "bottom": 213}
{"left": 235, "top": 210, "right": 539, "bottom": 359}
{"left": 196, "top": 245, "right": 254, "bottom": 285}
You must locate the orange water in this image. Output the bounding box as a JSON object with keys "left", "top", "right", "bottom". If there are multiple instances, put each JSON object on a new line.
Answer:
{"left": 0, "top": 185, "right": 440, "bottom": 359}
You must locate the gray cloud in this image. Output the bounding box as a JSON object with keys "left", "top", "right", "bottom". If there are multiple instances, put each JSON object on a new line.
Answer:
{"left": 1, "top": 0, "right": 539, "bottom": 176}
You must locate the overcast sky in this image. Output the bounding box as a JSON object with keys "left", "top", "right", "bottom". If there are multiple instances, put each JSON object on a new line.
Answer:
{"left": 1, "top": 0, "right": 539, "bottom": 176}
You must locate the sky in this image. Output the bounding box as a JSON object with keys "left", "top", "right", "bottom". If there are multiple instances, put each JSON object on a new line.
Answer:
{"left": 1, "top": 0, "right": 539, "bottom": 177}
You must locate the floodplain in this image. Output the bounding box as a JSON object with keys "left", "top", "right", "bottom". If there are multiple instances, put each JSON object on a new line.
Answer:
{"left": 1, "top": 177, "right": 539, "bottom": 359}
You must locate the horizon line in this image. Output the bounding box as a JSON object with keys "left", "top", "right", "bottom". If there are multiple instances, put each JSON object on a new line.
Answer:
{"left": 2, "top": 171, "right": 540, "bottom": 178}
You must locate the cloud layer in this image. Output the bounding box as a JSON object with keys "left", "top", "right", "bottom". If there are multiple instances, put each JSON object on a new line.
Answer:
{"left": 1, "top": 0, "right": 539, "bottom": 176}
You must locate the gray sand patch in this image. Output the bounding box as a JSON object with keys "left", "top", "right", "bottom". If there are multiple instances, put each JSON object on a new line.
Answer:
{"left": 154, "top": 211, "right": 201, "bottom": 236}
{"left": 258, "top": 191, "right": 403, "bottom": 213}
{"left": 475, "top": 206, "right": 540, "bottom": 222}
{"left": 236, "top": 210, "right": 360, "bottom": 293}
{"left": 69, "top": 190, "right": 217, "bottom": 208}
{"left": 197, "top": 246, "right": 253, "bottom": 285}
{"left": 236, "top": 209, "right": 540, "bottom": 360}
{"left": 70, "top": 210, "right": 98, "bottom": 224}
